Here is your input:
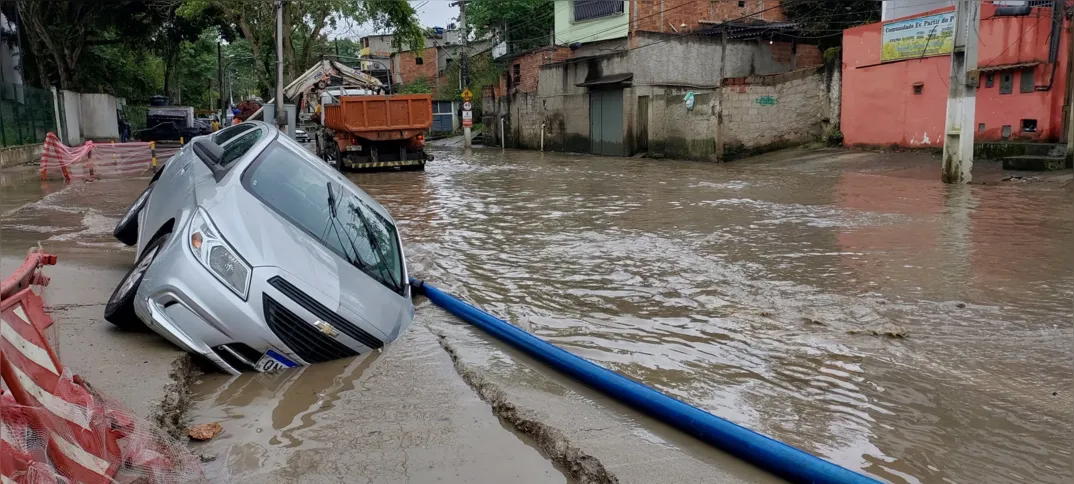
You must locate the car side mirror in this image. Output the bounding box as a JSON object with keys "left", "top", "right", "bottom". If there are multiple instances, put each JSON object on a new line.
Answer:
{"left": 192, "top": 138, "right": 224, "bottom": 166}
{"left": 192, "top": 139, "right": 229, "bottom": 181}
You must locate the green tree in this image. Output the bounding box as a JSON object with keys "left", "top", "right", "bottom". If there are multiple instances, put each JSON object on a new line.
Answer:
{"left": 179, "top": 0, "right": 424, "bottom": 94}
{"left": 466, "top": 0, "right": 554, "bottom": 54}
{"left": 781, "top": 0, "right": 881, "bottom": 51}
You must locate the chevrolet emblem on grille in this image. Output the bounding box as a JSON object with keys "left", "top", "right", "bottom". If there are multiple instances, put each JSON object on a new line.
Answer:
{"left": 312, "top": 320, "right": 340, "bottom": 338}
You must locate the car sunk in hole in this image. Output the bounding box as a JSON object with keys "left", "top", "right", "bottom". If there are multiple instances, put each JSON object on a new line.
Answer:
{"left": 108, "top": 121, "right": 415, "bottom": 374}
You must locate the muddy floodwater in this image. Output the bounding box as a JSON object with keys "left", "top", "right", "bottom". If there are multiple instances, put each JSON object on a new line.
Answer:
{"left": 3, "top": 147, "right": 1072, "bottom": 483}
{"left": 365, "top": 148, "right": 1072, "bottom": 483}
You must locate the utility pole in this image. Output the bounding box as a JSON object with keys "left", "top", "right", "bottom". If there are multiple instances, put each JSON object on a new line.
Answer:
{"left": 940, "top": 0, "right": 981, "bottom": 184}
{"left": 274, "top": 0, "right": 287, "bottom": 133}
{"left": 217, "top": 41, "right": 225, "bottom": 118}
{"left": 455, "top": 0, "right": 471, "bottom": 148}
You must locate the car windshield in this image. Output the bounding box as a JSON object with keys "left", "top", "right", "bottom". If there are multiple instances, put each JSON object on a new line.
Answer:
{"left": 241, "top": 143, "right": 404, "bottom": 294}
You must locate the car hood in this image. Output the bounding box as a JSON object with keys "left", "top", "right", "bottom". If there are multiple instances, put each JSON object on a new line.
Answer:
{"left": 206, "top": 186, "right": 413, "bottom": 341}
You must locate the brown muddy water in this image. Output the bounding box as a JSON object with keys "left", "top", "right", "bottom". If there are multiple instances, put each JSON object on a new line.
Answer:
{"left": 2, "top": 147, "right": 1071, "bottom": 483}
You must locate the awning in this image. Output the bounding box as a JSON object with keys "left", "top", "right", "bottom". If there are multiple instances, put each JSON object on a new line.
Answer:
{"left": 977, "top": 61, "right": 1041, "bottom": 73}
{"left": 577, "top": 73, "right": 634, "bottom": 88}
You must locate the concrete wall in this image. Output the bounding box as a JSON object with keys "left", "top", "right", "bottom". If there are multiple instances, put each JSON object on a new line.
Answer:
{"left": 554, "top": 0, "right": 630, "bottom": 44}
{"left": 61, "top": 90, "right": 83, "bottom": 146}
{"left": 79, "top": 93, "right": 119, "bottom": 140}
{"left": 0, "top": 142, "right": 43, "bottom": 168}
{"left": 842, "top": 4, "right": 1069, "bottom": 147}
{"left": 721, "top": 68, "right": 829, "bottom": 155}
{"left": 645, "top": 88, "right": 720, "bottom": 159}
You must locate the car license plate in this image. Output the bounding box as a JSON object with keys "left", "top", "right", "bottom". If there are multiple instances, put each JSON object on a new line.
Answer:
{"left": 254, "top": 349, "right": 297, "bottom": 372}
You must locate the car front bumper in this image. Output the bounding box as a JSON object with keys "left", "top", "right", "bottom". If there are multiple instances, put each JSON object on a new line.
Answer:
{"left": 133, "top": 232, "right": 389, "bottom": 374}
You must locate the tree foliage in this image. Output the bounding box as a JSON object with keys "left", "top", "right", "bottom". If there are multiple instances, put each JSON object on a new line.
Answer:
{"left": 781, "top": 0, "right": 881, "bottom": 51}
{"left": 465, "top": 0, "right": 554, "bottom": 54}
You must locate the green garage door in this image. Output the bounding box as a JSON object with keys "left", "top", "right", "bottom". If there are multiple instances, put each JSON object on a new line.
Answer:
{"left": 589, "top": 89, "right": 624, "bottom": 156}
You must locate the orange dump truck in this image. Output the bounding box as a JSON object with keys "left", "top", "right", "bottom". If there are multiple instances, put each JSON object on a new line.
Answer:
{"left": 316, "top": 91, "right": 434, "bottom": 171}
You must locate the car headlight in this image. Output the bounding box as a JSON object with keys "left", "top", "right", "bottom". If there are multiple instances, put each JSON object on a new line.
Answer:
{"left": 187, "top": 208, "right": 251, "bottom": 299}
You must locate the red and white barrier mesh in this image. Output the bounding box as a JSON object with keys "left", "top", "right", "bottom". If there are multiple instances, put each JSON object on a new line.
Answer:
{"left": 39, "top": 133, "right": 179, "bottom": 183}
{"left": 1, "top": 248, "right": 205, "bottom": 483}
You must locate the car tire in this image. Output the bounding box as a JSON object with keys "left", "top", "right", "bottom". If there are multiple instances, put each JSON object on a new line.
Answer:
{"left": 104, "top": 233, "right": 168, "bottom": 331}
{"left": 114, "top": 184, "right": 153, "bottom": 246}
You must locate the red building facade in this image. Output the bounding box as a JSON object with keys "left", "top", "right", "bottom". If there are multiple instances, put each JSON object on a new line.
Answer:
{"left": 841, "top": 3, "right": 1070, "bottom": 148}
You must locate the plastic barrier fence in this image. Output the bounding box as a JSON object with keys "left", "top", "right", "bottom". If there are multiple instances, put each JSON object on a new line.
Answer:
{"left": 413, "top": 278, "right": 881, "bottom": 484}
{"left": 0, "top": 248, "right": 204, "bottom": 483}
{"left": 39, "top": 133, "right": 179, "bottom": 183}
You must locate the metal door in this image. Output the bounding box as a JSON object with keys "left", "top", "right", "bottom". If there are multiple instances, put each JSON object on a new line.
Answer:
{"left": 589, "top": 89, "right": 624, "bottom": 156}
{"left": 431, "top": 101, "right": 453, "bottom": 132}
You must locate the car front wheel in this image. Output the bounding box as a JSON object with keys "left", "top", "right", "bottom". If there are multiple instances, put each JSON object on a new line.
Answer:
{"left": 104, "top": 233, "right": 168, "bottom": 330}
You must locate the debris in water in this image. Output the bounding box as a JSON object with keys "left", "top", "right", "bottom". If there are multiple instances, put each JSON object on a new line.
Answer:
{"left": 198, "top": 454, "right": 217, "bottom": 463}
{"left": 847, "top": 325, "right": 909, "bottom": 339}
{"left": 801, "top": 317, "right": 827, "bottom": 327}
{"left": 188, "top": 422, "right": 223, "bottom": 441}
{"left": 759, "top": 310, "right": 774, "bottom": 317}
{"left": 955, "top": 302, "right": 967, "bottom": 309}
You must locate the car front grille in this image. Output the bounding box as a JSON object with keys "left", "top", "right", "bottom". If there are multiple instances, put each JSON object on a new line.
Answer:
{"left": 268, "top": 276, "right": 384, "bottom": 350}
{"left": 263, "top": 294, "right": 358, "bottom": 364}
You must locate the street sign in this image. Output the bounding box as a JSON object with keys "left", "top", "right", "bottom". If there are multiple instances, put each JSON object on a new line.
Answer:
{"left": 492, "top": 41, "right": 507, "bottom": 59}
{"left": 462, "top": 101, "right": 472, "bottom": 111}
{"left": 463, "top": 118, "right": 473, "bottom": 128}
{"left": 461, "top": 88, "right": 473, "bottom": 102}
{"left": 462, "top": 110, "right": 472, "bottom": 120}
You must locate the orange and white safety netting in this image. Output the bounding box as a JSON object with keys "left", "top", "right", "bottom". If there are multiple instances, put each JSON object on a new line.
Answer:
{"left": 39, "top": 133, "right": 176, "bottom": 182}
{"left": 2, "top": 250, "right": 205, "bottom": 483}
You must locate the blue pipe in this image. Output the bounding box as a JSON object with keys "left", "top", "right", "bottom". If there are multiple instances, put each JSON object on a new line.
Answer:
{"left": 412, "top": 278, "right": 881, "bottom": 484}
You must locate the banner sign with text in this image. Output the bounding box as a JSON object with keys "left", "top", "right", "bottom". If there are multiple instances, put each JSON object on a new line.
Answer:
{"left": 881, "top": 12, "right": 956, "bottom": 62}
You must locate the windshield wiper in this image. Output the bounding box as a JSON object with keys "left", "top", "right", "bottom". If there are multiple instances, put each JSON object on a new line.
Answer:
{"left": 347, "top": 201, "right": 402, "bottom": 292}
{"left": 326, "top": 183, "right": 402, "bottom": 293}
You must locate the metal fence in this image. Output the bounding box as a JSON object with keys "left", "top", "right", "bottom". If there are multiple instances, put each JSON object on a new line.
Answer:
{"left": 0, "top": 83, "right": 56, "bottom": 147}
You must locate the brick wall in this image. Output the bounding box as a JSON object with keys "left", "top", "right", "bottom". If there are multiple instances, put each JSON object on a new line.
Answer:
{"left": 634, "top": 0, "right": 786, "bottom": 34}
{"left": 396, "top": 47, "right": 439, "bottom": 84}
{"left": 505, "top": 47, "right": 573, "bottom": 94}
{"left": 721, "top": 67, "right": 828, "bottom": 154}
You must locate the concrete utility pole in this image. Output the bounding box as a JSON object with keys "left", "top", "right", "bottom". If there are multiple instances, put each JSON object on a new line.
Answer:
{"left": 455, "top": 0, "right": 471, "bottom": 148}
{"left": 274, "top": 0, "right": 287, "bottom": 133}
{"left": 217, "top": 41, "right": 225, "bottom": 118}
{"left": 940, "top": 0, "right": 981, "bottom": 184}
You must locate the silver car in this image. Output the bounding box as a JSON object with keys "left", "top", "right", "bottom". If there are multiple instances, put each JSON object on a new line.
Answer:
{"left": 107, "top": 122, "right": 414, "bottom": 374}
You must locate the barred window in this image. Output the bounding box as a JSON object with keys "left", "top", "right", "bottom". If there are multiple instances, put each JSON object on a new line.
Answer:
{"left": 573, "top": 0, "right": 624, "bottom": 22}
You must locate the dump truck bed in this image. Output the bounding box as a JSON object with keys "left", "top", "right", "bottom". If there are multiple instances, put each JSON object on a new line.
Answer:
{"left": 323, "top": 94, "right": 432, "bottom": 141}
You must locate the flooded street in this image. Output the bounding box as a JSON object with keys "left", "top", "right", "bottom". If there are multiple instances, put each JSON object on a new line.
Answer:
{"left": 3, "top": 146, "right": 1071, "bottom": 483}
{"left": 363, "top": 147, "right": 1073, "bottom": 483}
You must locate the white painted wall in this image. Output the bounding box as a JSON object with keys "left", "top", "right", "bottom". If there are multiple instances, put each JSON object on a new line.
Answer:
{"left": 79, "top": 93, "right": 119, "bottom": 140}
{"left": 61, "top": 90, "right": 83, "bottom": 145}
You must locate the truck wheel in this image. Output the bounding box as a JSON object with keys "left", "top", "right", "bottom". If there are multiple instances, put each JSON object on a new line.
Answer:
{"left": 104, "top": 232, "right": 168, "bottom": 331}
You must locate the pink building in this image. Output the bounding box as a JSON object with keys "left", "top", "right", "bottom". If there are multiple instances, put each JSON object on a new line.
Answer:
{"left": 841, "top": 2, "right": 1070, "bottom": 148}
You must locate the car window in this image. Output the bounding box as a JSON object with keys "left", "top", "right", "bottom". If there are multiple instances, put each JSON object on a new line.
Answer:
{"left": 241, "top": 144, "right": 404, "bottom": 294}
{"left": 212, "top": 124, "right": 255, "bottom": 144}
{"left": 217, "top": 128, "right": 264, "bottom": 168}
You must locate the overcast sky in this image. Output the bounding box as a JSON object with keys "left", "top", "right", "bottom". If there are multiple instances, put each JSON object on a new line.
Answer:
{"left": 330, "top": 1, "right": 460, "bottom": 40}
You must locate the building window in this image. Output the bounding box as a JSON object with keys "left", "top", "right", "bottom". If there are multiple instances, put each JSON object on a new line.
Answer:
{"left": 912, "top": 83, "right": 923, "bottom": 95}
{"left": 999, "top": 72, "right": 1013, "bottom": 94}
{"left": 1020, "top": 69, "right": 1035, "bottom": 93}
{"left": 573, "top": 0, "right": 624, "bottom": 22}
{"left": 513, "top": 64, "right": 521, "bottom": 85}
{"left": 1021, "top": 119, "right": 1037, "bottom": 133}
{"left": 985, "top": 73, "right": 994, "bottom": 88}
{"left": 738, "top": 1, "right": 746, "bottom": 7}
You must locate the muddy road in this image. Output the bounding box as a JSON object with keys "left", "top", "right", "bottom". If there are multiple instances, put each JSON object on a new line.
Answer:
{"left": 2, "top": 147, "right": 1071, "bottom": 483}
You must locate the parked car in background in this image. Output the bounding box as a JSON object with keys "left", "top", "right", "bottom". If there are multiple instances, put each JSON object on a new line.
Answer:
{"left": 294, "top": 128, "right": 311, "bottom": 143}
{"left": 134, "top": 121, "right": 204, "bottom": 143}
{"left": 108, "top": 121, "right": 415, "bottom": 374}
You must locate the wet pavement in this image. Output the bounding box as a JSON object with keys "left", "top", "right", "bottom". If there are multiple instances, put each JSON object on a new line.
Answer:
{"left": 2, "top": 146, "right": 1072, "bottom": 483}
